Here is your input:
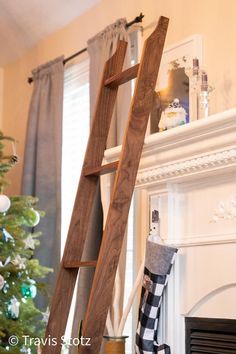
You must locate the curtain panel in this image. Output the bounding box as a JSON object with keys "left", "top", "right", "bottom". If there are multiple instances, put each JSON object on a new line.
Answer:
{"left": 21, "top": 56, "right": 64, "bottom": 309}
{"left": 88, "top": 17, "right": 131, "bottom": 146}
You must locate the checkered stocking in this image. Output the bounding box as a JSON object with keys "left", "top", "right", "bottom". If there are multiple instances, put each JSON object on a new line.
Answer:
{"left": 135, "top": 240, "right": 178, "bottom": 354}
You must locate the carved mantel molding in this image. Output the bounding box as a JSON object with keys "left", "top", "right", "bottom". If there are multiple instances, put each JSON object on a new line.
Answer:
{"left": 136, "top": 148, "right": 236, "bottom": 186}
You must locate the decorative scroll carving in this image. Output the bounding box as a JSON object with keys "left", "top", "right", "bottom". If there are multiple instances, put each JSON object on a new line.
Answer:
{"left": 211, "top": 196, "right": 236, "bottom": 222}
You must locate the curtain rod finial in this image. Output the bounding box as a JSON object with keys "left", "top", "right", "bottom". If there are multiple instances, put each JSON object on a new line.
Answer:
{"left": 139, "top": 13, "right": 144, "bottom": 20}
{"left": 126, "top": 12, "right": 145, "bottom": 28}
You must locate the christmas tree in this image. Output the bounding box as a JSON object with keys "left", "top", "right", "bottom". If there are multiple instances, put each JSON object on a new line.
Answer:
{"left": 0, "top": 131, "right": 51, "bottom": 353}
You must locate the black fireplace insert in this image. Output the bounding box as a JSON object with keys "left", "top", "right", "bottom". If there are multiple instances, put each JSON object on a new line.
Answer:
{"left": 185, "top": 317, "right": 236, "bottom": 353}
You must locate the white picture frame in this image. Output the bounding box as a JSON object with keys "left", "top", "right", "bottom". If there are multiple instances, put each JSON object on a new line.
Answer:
{"left": 156, "top": 34, "right": 203, "bottom": 91}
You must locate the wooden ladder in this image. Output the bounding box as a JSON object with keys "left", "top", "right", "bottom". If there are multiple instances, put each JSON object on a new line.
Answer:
{"left": 42, "top": 16, "right": 169, "bottom": 354}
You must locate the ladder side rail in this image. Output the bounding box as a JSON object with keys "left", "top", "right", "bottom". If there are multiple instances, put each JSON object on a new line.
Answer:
{"left": 42, "top": 40, "right": 128, "bottom": 354}
{"left": 79, "top": 16, "right": 169, "bottom": 354}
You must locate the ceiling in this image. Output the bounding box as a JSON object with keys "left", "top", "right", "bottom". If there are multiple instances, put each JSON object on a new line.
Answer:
{"left": 0, "top": 0, "right": 100, "bottom": 66}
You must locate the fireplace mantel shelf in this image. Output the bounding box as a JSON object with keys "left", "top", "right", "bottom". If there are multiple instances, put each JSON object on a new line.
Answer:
{"left": 104, "top": 108, "right": 236, "bottom": 188}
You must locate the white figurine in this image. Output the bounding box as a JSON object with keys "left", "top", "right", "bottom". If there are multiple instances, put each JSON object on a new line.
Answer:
{"left": 159, "top": 98, "right": 187, "bottom": 131}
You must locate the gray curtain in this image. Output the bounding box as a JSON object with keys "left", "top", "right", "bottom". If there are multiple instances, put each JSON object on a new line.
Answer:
{"left": 21, "top": 56, "right": 64, "bottom": 309}
{"left": 70, "top": 18, "right": 132, "bottom": 349}
{"left": 88, "top": 18, "right": 131, "bottom": 146}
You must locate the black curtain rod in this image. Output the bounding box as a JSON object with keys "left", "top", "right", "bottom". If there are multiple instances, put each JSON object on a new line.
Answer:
{"left": 28, "top": 13, "right": 144, "bottom": 84}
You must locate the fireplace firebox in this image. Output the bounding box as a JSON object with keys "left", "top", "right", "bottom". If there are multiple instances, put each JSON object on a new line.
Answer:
{"left": 185, "top": 317, "right": 236, "bottom": 353}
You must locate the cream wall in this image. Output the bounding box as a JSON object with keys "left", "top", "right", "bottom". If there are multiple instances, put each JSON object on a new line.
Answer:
{"left": 0, "top": 68, "right": 3, "bottom": 129}
{"left": 2, "top": 0, "right": 236, "bottom": 194}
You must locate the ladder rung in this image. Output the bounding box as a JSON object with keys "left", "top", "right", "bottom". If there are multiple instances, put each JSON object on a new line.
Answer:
{"left": 64, "top": 261, "right": 97, "bottom": 269}
{"left": 84, "top": 161, "right": 119, "bottom": 176}
{"left": 104, "top": 63, "right": 139, "bottom": 88}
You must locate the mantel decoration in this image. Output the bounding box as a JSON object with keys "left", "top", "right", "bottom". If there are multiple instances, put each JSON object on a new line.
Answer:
{"left": 135, "top": 213, "right": 178, "bottom": 354}
{"left": 151, "top": 34, "right": 203, "bottom": 133}
{"left": 159, "top": 98, "right": 187, "bottom": 131}
{"left": 152, "top": 35, "right": 215, "bottom": 132}
{"left": 185, "top": 58, "right": 214, "bottom": 120}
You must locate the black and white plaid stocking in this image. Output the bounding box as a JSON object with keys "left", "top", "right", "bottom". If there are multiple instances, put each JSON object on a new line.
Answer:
{"left": 135, "top": 240, "right": 178, "bottom": 354}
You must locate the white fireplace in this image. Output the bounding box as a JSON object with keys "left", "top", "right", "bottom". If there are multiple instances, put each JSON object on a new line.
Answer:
{"left": 104, "top": 108, "right": 236, "bottom": 353}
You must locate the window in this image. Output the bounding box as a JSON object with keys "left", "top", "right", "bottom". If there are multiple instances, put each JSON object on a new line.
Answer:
{"left": 62, "top": 59, "right": 90, "bottom": 344}
{"left": 61, "top": 59, "right": 90, "bottom": 254}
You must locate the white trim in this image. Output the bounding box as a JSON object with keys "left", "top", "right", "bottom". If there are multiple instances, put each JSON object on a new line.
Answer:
{"left": 136, "top": 148, "right": 236, "bottom": 187}
{"left": 158, "top": 34, "right": 203, "bottom": 72}
{"left": 184, "top": 283, "right": 236, "bottom": 317}
{"left": 165, "top": 232, "right": 236, "bottom": 248}
{"left": 104, "top": 108, "right": 236, "bottom": 161}
{"left": 104, "top": 109, "right": 236, "bottom": 188}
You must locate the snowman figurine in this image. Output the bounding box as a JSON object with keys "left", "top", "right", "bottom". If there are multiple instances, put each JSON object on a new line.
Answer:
{"left": 159, "top": 98, "right": 187, "bottom": 131}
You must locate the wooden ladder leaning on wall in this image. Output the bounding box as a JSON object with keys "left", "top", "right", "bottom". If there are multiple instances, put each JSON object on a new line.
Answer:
{"left": 42, "top": 15, "right": 169, "bottom": 354}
